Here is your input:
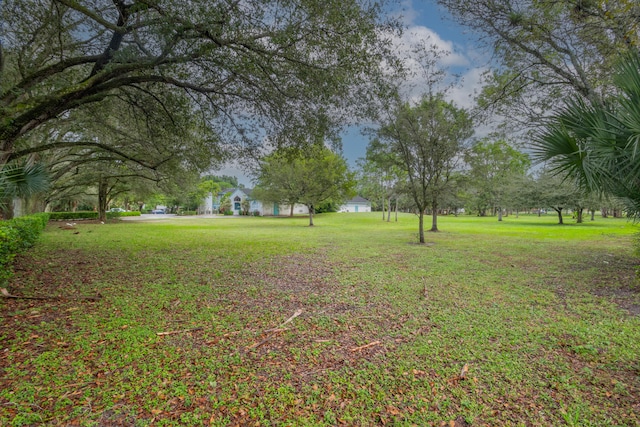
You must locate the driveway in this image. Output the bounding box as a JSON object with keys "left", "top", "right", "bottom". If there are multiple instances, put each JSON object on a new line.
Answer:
{"left": 121, "top": 214, "right": 244, "bottom": 221}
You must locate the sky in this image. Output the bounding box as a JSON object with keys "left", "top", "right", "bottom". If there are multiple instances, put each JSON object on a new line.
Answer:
{"left": 221, "top": 0, "right": 487, "bottom": 187}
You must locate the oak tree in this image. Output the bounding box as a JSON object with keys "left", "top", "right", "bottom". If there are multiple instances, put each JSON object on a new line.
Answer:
{"left": 253, "top": 146, "right": 355, "bottom": 226}
{"left": 0, "top": 0, "right": 397, "bottom": 167}
{"left": 377, "top": 94, "right": 473, "bottom": 242}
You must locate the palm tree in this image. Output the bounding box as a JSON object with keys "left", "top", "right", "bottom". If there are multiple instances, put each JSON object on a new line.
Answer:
{"left": 0, "top": 161, "right": 49, "bottom": 219}
{"left": 532, "top": 53, "right": 640, "bottom": 217}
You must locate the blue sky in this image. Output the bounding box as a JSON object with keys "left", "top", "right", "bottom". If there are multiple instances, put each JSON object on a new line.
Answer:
{"left": 222, "top": 0, "right": 486, "bottom": 186}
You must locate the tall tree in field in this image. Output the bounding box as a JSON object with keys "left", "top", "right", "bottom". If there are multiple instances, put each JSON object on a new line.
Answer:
{"left": 355, "top": 157, "right": 387, "bottom": 216}
{"left": 364, "top": 138, "right": 406, "bottom": 222}
{"left": 438, "top": 0, "right": 640, "bottom": 124}
{"left": 533, "top": 53, "right": 640, "bottom": 219}
{"left": 253, "top": 147, "right": 356, "bottom": 226}
{"left": 464, "top": 139, "right": 530, "bottom": 220}
{"left": 529, "top": 170, "right": 582, "bottom": 225}
{"left": 378, "top": 94, "right": 474, "bottom": 242}
{"left": 0, "top": 0, "right": 398, "bottom": 167}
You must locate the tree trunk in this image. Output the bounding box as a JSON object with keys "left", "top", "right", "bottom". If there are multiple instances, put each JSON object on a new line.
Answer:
{"left": 590, "top": 209, "right": 595, "bottom": 221}
{"left": 290, "top": 204, "right": 294, "bottom": 217}
{"left": 381, "top": 196, "right": 385, "bottom": 220}
{"left": 395, "top": 199, "right": 398, "bottom": 222}
{"left": 308, "top": 205, "right": 314, "bottom": 226}
{"left": 497, "top": 207, "right": 503, "bottom": 221}
{"left": 1, "top": 199, "right": 14, "bottom": 220}
{"left": 553, "top": 207, "right": 563, "bottom": 224}
{"left": 576, "top": 208, "right": 584, "bottom": 223}
{"left": 386, "top": 196, "right": 391, "bottom": 222}
{"left": 98, "top": 177, "right": 108, "bottom": 222}
{"left": 601, "top": 207, "right": 608, "bottom": 218}
{"left": 418, "top": 211, "right": 425, "bottom": 243}
{"left": 430, "top": 201, "right": 439, "bottom": 232}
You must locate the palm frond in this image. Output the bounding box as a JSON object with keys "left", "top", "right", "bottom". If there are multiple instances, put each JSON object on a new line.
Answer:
{"left": 532, "top": 51, "right": 640, "bottom": 215}
{"left": 0, "top": 161, "right": 49, "bottom": 209}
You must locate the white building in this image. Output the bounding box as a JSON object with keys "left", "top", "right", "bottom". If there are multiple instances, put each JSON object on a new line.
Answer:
{"left": 203, "top": 188, "right": 309, "bottom": 216}
{"left": 339, "top": 196, "right": 371, "bottom": 213}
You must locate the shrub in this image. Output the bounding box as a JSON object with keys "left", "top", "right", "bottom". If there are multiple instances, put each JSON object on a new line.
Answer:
{"left": 106, "top": 211, "right": 141, "bottom": 219}
{"left": 178, "top": 210, "right": 197, "bottom": 216}
{"left": 48, "top": 211, "right": 141, "bottom": 220}
{"left": 49, "top": 211, "right": 98, "bottom": 220}
{"left": 223, "top": 210, "right": 234, "bottom": 216}
{"left": 0, "top": 213, "right": 49, "bottom": 285}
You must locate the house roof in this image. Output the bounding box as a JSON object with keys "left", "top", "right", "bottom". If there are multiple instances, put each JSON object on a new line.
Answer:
{"left": 347, "top": 196, "right": 370, "bottom": 203}
{"left": 216, "top": 187, "right": 254, "bottom": 198}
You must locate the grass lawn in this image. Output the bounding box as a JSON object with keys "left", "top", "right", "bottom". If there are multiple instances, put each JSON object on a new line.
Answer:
{"left": 1, "top": 212, "right": 639, "bottom": 426}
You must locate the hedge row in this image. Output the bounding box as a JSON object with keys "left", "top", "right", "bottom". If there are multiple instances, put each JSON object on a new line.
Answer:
{"left": 107, "top": 211, "right": 141, "bottom": 219}
{"left": 48, "top": 211, "right": 141, "bottom": 220}
{"left": 48, "top": 211, "right": 98, "bottom": 220}
{"left": 0, "top": 213, "right": 50, "bottom": 285}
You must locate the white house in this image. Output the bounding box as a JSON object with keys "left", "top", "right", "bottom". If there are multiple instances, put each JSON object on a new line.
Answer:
{"left": 202, "top": 188, "right": 309, "bottom": 216}
{"left": 339, "top": 196, "right": 371, "bottom": 213}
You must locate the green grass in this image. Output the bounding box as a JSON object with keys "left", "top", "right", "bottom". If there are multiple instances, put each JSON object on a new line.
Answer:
{"left": 1, "top": 213, "right": 639, "bottom": 426}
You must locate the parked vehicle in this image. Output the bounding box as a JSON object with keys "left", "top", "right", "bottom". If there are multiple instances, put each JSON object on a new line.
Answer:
{"left": 151, "top": 209, "right": 165, "bottom": 214}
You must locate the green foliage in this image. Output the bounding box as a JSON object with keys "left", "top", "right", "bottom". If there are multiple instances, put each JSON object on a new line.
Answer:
{"left": 107, "top": 211, "right": 141, "bottom": 219}
{"left": 377, "top": 93, "right": 474, "bottom": 238}
{"left": 464, "top": 139, "right": 530, "bottom": 217}
{"left": 254, "top": 146, "right": 356, "bottom": 224}
{"left": 533, "top": 53, "right": 640, "bottom": 218}
{"left": 0, "top": 213, "right": 49, "bottom": 284}
{"left": 219, "top": 194, "right": 232, "bottom": 214}
{"left": 440, "top": 0, "right": 640, "bottom": 124}
{"left": 0, "top": 0, "right": 397, "bottom": 167}
{"left": 0, "top": 161, "right": 49, "bottom": 217}
{"left": 48, "top": 211, "right": 141, "bottom": 220}
{"left": 201, "top": 175, "right": 240, "bottom": 190}
{"left": 315, "top": 201, "right": 339, "bottom": 213}
{"left": 48, "top": 211, "right": 99, "bottom": 220}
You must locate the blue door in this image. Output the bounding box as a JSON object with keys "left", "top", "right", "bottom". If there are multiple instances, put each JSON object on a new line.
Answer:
{"left": 355, "top": 205, "right": 359, "bottom": 212}
{"left": 274, "top": 203, "right": 279, "bottom": 215}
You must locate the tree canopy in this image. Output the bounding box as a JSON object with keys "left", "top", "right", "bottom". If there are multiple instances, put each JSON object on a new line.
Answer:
{"left": 464, "top": 139, "right": 530, "bottom": 219}
{"left": 0, "top": 0, "right": 398, "bottom": 166}
{"left": 438, "top": 0, "right": 640, "bottom": 125}
{"left": 377, "top": 94, "right": 473, "bottom": 242}
{"left": 253, "top": 146, "right": 355, "bottom": 225}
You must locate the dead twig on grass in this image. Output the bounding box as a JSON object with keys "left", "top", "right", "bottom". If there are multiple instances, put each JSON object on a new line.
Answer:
{"left": 244, "top": 308, "right": 303, "bottom": 351}
{"left": 265, "top": 309, "right": 303, "bottom": 332}
{"left": 156, "top": 327, "right": 203, "bottom": 336}
{"left": 449, "top": 363, "right": 470, "bottom": 383}
{"left": 349, "top": 340, "right": 381, "bottom": 352}
{"left": 245, "top": 328, "right": 288, "bottom": 350}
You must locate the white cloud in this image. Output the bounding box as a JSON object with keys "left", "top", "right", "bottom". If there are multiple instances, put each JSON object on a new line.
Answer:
{"left": 400, "top": 26, "right": 469, "bottom": 68}
{"left": 447, "top": 66, "right": 486, "bottom": 110}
